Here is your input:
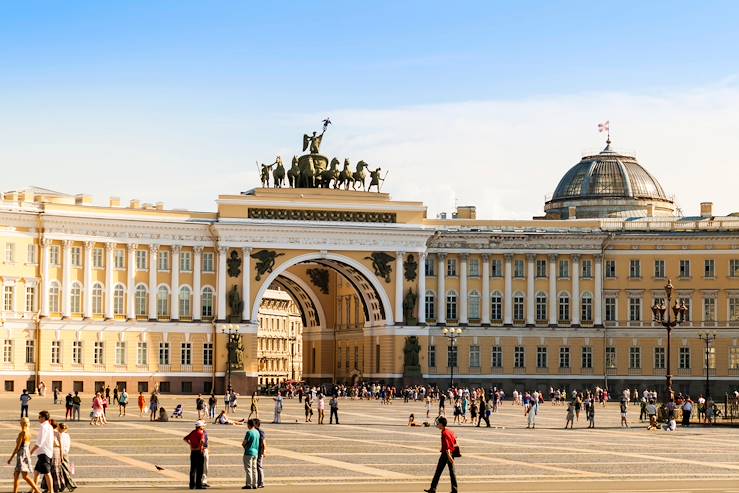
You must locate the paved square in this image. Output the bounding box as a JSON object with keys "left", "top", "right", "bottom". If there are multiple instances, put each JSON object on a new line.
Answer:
{"left": 1, "top": 394, "right": 739, "bottom": 492}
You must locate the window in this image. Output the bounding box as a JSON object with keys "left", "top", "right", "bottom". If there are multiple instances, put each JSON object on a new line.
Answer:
{"left": 202, "top": 252, "right": 214, "bottom": 272}
{"left": 157, "top": 286, "right": 170, "bottom": 318}
{"left": 536, "top": 346, "right": 548, "bottom": 369}
{"left": 581, "top": 259, "right": 592, "bottom": 278}
{"left": 679, "top": 259, "right": 691, "bottom": 278}
{"left": 469, "top": 258, "right": 480, "bottom": 276}
{"left": 424, "top": 256, "right": 435, "bottom": 276}
{"left": 158, "top": 251, "right": 170, "bottom": 271}
{"left": 159, "top": 342, "right": 170, "bottom": 365}
{"left": 93, "top": 341, "right": 104, "bottom": 364}
{"left": 704, "top": 347, "right": 715, "bottom": 369}
{"left": 491, "top": 346, "right": 502, "bottom": 368}
{"left": 72, "top": 341, "right": 82, "bottom": 364}
{"left": 629, "top": 347, "right": 641, "bottom": 369}
{"left": 468, "top": 291, "right": 480, "bottom": 319}
{"left": 181, "top": 381, "right": 192, "bottom": 393}
{"left": 424, "top": 290, "right": 435, "bottom": 320}
{"left": 629, "top": 298, "right": 641, "bottom": 321}
{"left": 114, "top": 249, "right": 125, "bottom": 269}
{"left": 559, "top": 347, "right": 570, "bottom": 368}
{"left": 558, "top": 259, "right": 569, "bottom": 278}
{"left": 581, "top": 346, "right": 592, "bottom": 369}
{"left": 513, "top": 294, "right": 524, "bottom": 321}
{"left": 514, "top": 259, "right": 524, "bottom": 278}
{"left": 201, "top": 287, "right": 214, "bottom": 318}
{"left": 704, "top": 259, "right": 715, "bottom": 278}
{"left": 469, "top": 345, "right": 480, "bottom": 368}
{"left": 581, "top": 293, "right": 593, "bottom": 322}
{"left": 70, "top": 283, "right": 82, "bottom": 314}
{"left": 731, "top": 259, "right": 739, "bottom": 277}
{"left": 558, "top": 293, "right": 570, "bottom": 321}
{"left": 729, "top": 347, "right": 739, "bottom": 369}
{"left": 446, "top": 291, "right": 457, "bottom": 320}
{"left": 446, "top": 344, "right": 458, "bottom": 368}
{"left": 48, "top": 282, "right": 60, "bottom": 313}
{"left": 25, "top": 340, "right": 34, "bottom": 364}
{"left": 535, "top": 293, "right": 547, "bottom": 321}
{"left": 181, "top": 343, "right": 192, "bottom": 365}
{"left": 25, "top": 286, "right": 35, "bottom": 312}
{"left": 731, "top": 297, "right": 739, "bottom": 322}
{"left": 5, "top": 242, "right": 15, "bottom": 263}
{"left": 137, "top": 342, "right": 148, "bottom": 366}
{"left": 113, "top": 285, "right": 125, "bottom": 316}
{"left": 654, "top": 260, "right": 665, "bottom": 278}
{"left": 679, "top": 347, "right": 691, "bottom": 369}
{"left": 605, "top": 259, "right": 616, "bottom": 278}
{"left": 92, "top": 283, "right": 104, "bottom": 316}
{"left": 3, "top": 285, "right": 14, "bottom": 311}
{"left": 49, "top": 245, "right": 60, "bottom": 266}
{"left": 536, "top": 259, "right": 547, "bottom": 278}
{"left": 3, "top": 339, "right": 13, "bottom": 363}
{"left": 27, "top": 244, "right": 37, "bottom": 264}
{"left": 93, "top": 248, "right": 104, "bottom": 268}
{"left": 629, "top": 259, "right": 641, "bottom": 278}
{"left": 605, "top": 297, "right": 617, "bottom": 322}
{"left": 180, "top": 252, "right": 192, "bottom": 272}
{"left": 491, "top": 293, "right": 502, "bottom": 321}
{"left": 491, "top": 259, "right": 502, "bottom": 277}
{"left": 605, "top": 346, "right": 616, "bottom": 369}
{"left": 703, "top": 297, "right": 716, "bottom": 322}
{"left": 135, "top": 285, "right": 147, "bottom": 317}
{"left": 447, "top": 258, "right": 457, "bottom": 277}
{"left": 428, "top": 345, "right": 436, "bottom": 368}
{"left": 203, "top": 343, "right": 213, "bottom": 366}
{"left": 179, "top": 287, "right": 191, "bottom": 318}
{"left": 51, "top": 341, "right": 61, "bottom": 364}
{"left": 70, "top": 246, "right": 81, "bottom": 267}
{"left": 135, "top": 250, "right": 148, "bottom": 270}
{"left": 654, "top": 347, "right": 665, "bottom": 369}
{"left": 514, "top": 346, "right": 525, "bottom": 368}
{"left": 5, "top": 380, "right": 14, "bottom": 392}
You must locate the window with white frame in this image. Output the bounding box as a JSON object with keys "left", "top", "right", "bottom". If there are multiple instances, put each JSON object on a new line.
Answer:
{"left": 514, "top": 346, "right": 525, "bottom": 368}
{"left": 513, "top": 294, "right": 524, "bottom": 321}
{"left": 447, "top": 258, "right": 457, "bottom": 277}
{"left": 51, "top": 340, "right": 61, "bottom": 364}
{"left": 581, "top": 293, "right": 593, "bottom": 322}
{"left": 558, "top": 259, "right": 569, "bottom": 278}
{"left": 491, "top": 258, "right": 502, "bottom": 277}
{"left": 157, "top": 251, "right": 170, "bottom": 271}
{"left": 71, "top": 247, "right": 82, "bottom": 267}
{"left": 3, "top": 339, "right": 13, "bottom": 363}
{"left": 137, "top": 342, "right": 148, "bottom": 366}
{"left": 558, "top": 293, "right": 570, "bottom": 321}
{"left": 424, "top": 256, "right": 435, "bottom": 276}
{"left": 425, "top": 290, "right": 435, "bottom": 320}
{"left": 447, "top": 345, "right": 457, "bottom": 368}
{"left": 5, "top": 242, "right": 15, "bottom": 263}
{"left": 93, "top": 341, "right": 104, "bottom": 364}
{"left": 92, "top": 283, "right": 104, "bottom": 316}
{"left": 491, "top": 346, "right": 502, "bottom": 368}
{"left": 135, "top": 285, "right": 147, "bottom": 317}
{"left": 180, "top": 252, "right": 192, "bottom": 272}
{"left": 703, "top": 297, "right": 716, "bottom": 322}
{"left": 469, "top": 345, "right": 480, "bottom": 368}
{"left": 428, "top": 345, "right": 436, "bottom": 367}
{"left": 181, "top": 342, "right": 192, "bottom": 365}
{"left": 491, "top": 293, "right": 502, "bottom": 321}
{"left": 446, "top": 291, "right": 457, "bottom": 320}
{"left": 581, "top": 346, "right": 592, "bottom": 369}
{"left": 654, "top": 259, "right": 665, "bottom": 278}
{"left": 159, "top": 342, "right": 170, "bottom": 365}
{"left": 469, "top": 258, "right": 480, "bottom": 276}
{"left": 27, "top": 244, "right": 37, "bottom": 264}
{"left": 679, "top": 259, "right": 691, "bottom": 278}
{"left": 536, "top": 346, "right": 548, "bottom": 368}
{"left": 48, "top": 282, "right": 60, "bottom": 313}
{"left": 93, "top": 248, "right": 104, "bottom": 268}
{"left": 179, "top": 286, "right": 192, "bottom": 318}
{"left": 49, "top": 245, "right": 60, "bottom": 266}
{"left": 559, "top": 347, "right": 570, "bottom": 368}
{"left": 629, "top": 297, "right": 641, "bottom": 321}
{"left": 72, "top": 340, "right": 82, "bottom": 365}
{"left": 25, "top": 340, "right": 34, "bottom": 364}
{"left": 201, "top": 287, "right": 214, "bottom": 319}
{"left": 514, "top": 259, "right": 524, "bottom": 278}
{"left": 605, "top": 259, "right": 616, "bottom": 278}
{"left": 25, "top": 286, "right": 35, "bottom": 312}
{"left": 203, "top": 343, "right": 213, "bottom": 366}
{"left": 679, "top": 347, "right": 691, "bottom": 369}
{"left": 731, "top": 259, "right": 739, "bottom": 278}
{"left": 654, "top": 347, "right": 665, "bottom": 369}
{"left": 729, "top": 347, "right": 739, "bottom": 369}
{"left": 705, "top": 259, "right": 715, "bottom": 278}
{"left": 113, "top": 285, "right": 125, "bottom": 316}
{"left": 605, "top": 297, "right": 617, "bottom": 321}
{"left": 115, "top": 341, "right": 126, "bottom": 365}
{"left": 629, "top": 259, "right": 641, "bottom": 278}
{"left": 135, "top": 250, "right": 148, "bottom": 270}
{"left": 629, "top": 347, "right": 641, "bottom": 369}
{"left": 536, "top": 259, "right": 547, "bottom": 278}
{"left": 157, "top": 286, "right": 170, "bottom": 318}
{"left": 3, "top": 285, "right": 14, "bottom": 311}
{"left": 202, "top": 252, "right": 214, "bottom": 272}
{"left": 581, "top": 259, "right": 592, "bottom": 278}
{"left": 605, "top": 346, "right": 616, "bottom": 368}
{"left": 535, "top": 293, "right": 547, "bottom": 321}
{"left": 704, "top": 346, "right": 715, "bottom": 369}
{"left": 70, "top": 283, "right": 82, "bottom": 313}
{"left": 468, "top": 291, "right": 480, "bottom": 319}
{"left": 114, "top": 249, "right": 125, "bottom": 269}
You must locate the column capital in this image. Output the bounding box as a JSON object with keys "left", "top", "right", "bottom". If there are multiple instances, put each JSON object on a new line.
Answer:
{"left": 594, "top": 253, "right": 603, "bottom": 261}
{"left": 572, "top": 254, "right": 581, "bottom": 262}
{"left": 63, "top": 240, "right": 72, "bottom": 248}
{"left": 395, "top": 251, "right": 404, "bottom": 258}
{"left": 105, "top": 242, "right": 115, "bottom": 251}
{"left": 418, "top": 251, "right": 427, "bottom": 260}
{"left": 437, "top": 252, "right": 447, "bottom": 260}
{"left": 193, "top": 245, "right": 204, "bottom": 254}
{"left": 549, "top": 253, "right": 558, "bottom": 262}
{"left": 84, "top": 241, "right": 95, "bottom": 250}
{"left": 460, "top": 253, "right": 468, "bottom": 261}
{"left": 171, "top": 244, "right": 181, "bottom": 254}
{"left": 504, "top": 253, "right": 513, "bottom": 261}
{"left": 128, "top": 243, "right": 138, "bottom": 251}
{"left": 526, "top": 253, "right": 536, "bottom": 261}
{"left": 242, "top": 246, "right": 252, "bottom": 255}
{"left": 481, "top": 253, "right": 489, "bottom": 262}
{"left": 149, "top": 244, "right": 159, "bottom": 254}
{"left": 217, "top": 245, "right": 227, "bottom": 255}
{"left": 41, "top": 237, "right": 52, "bottom": 247}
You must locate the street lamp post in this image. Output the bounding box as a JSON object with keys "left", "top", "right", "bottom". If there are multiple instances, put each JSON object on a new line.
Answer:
{"left": 442, "top": 327, "right": 462, "bottom": 390}
{"left": 221, "top": 324, "right": 239, "bottom": 393}
{"left": 651, "top": 279, "right": 688, "bottom": 402}
{"left": 698, "top": 331, "right": 717, "bottom": 399}
{"left": 288, "top": 335, "right": 297, "bottom": 381}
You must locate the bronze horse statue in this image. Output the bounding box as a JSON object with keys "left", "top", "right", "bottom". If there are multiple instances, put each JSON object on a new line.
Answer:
{"left": 272, "top": 156, "right": 285, "bottom": 188}
{"left": 299, "top": 155, "right": 317, "bottom": 188}
{"left": 352, "top": 161, "right": 369, "bottom": 191}
{"left": 320, "top": 158, "right": 340, "bottom": 188}
{"left": 337, "top": 159, "right": 354, "bottom": 190}
{"left": 287, "top": 156, "right": 300, "bottom": 188}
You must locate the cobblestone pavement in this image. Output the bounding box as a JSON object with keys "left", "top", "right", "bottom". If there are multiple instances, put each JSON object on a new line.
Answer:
{"left": 1, "top": 394, "right": 738, "bottom": 492}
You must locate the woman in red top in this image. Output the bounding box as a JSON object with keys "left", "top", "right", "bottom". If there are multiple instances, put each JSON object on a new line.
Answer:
{"left": 424, "top": 416, "right": 458, "bottom": 493}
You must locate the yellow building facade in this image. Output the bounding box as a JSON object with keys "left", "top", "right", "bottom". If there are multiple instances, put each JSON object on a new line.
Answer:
{"left": 1, "top": 140, "right": 738, "bottom": 396}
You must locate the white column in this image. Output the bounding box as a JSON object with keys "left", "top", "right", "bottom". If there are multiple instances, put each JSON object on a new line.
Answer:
{"left": 148, "top": 244, "right": 158, "bottom": 320}
{"left": 503, "top": 253, "right": 513, "bottom": 325}
{"left": 417, "top": 253, "right": 427, "bottom": 325}
{"left": 62, "top": 240, "right": 72, "bottom": 318}
{"left": 481, "top": 254, "right": 490, "bottom": 325}
{"left": 41, "top": 238, "right": 50, "bottom": 317}
{"left": 242, "top": 247, "right": 251, "bottom": 322}
{"left": 170, "top": 245, "right": 180, "bottom": 320}
{"left": 437, "top": 253, "right": 446, "bottom": 325}
{"left": 572, "top": 254, "right": 580, "bottom": 327}
{"left": 83, "top": 242, "right": 94, "bottom": 319}
{"left": 594, "top": 254, "right": 603, "bottom": 326}
{"left": 549, "top": 254, "right": 558, "bottom": 326}
{"left": 459, "top": 253, "right": 468, "bottom": 325}
{"left": 193, "top": 247, "right": 202, "bottom": 321}
{"left": 394, "top": 252, "right": 404, "bottom": 324}
{"left": 217, "top": 246, "right": 227, "bottom": 321}
{"left": 126, "top": 244, "right": 137, "bottom": 319}
{"left": 526, "top": 254, "right": 535, "bottom": 326}
{"left": 105, "top": 242, "right": 115, "bottom": 319}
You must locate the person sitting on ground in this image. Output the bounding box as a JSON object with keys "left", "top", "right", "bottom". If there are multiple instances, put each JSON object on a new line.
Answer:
{"left": 158, "top": 407, "right": 169, "bottom": 422}
{"left": 171, "top": 404, "right": 184, "bottom": 419}
{"left": 408, "top": 413, "right": 420, "bottom": 427}
{"left": 215, "top": 409, "right": 244, "bottom": 425}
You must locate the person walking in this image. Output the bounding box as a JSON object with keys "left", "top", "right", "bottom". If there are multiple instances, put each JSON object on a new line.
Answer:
{"left": 208, "top": 394, "right": 217, "bottom": 421}
{"left": 255, "top": 419, "right": 266, "bottom": 488}
{"left": 525, "top": 394, "right": 539, "bottom": 429}
{"left": 242, "top": 419, "right": 260, "bottom": 490}
{"left": 118, "top": 389, "right": 128, "bottom": 417}
{"left": 196, "top": 394, "right": 205, "bottom": 420}
{"left": 273, "top": 393, "right": 283, "bottom": 424}
{"left": 564, "top": 401, "right": 575, "bottom": 429}
{"left": 20, "top": 390, "right": 32, "bottom": 419}
{"left": 30, "top": 411, "right": 54, "bottom": 493}
{"left": 57, "top": 423, "right": 77, "bottom": 491}
{"left": 586, "top": 398, "right": 596, "bottom": 428}
{"left": 149, "top": 392, "right": 159, "bottom": 422}
{"left": 7, "top": 417, "right": 43, "bottom": 493}
{"left": 248, "top": 392, "right": 259, "bottom": 420}
{"left": 50, "top": 419, "right": 65, "bottom": 493}
{"left": 476, "top": 394, "right": 490, "bottom": 428}
{"left": 64, "top": 393, "right": 73, "bottom": 421}
{"left": 71, "top": 392, "right": 81, "bottom": 422}
{"left": 138, "top": 392, "right": 146, "bottom": 417}
{"left": 183, "top": 421, "right": 206, "bottom": 490}
{"left": 423, "top": 416, "right": 458, "bottom": 493}
{"left": 90, "top": 393, "right": 104, "bottom": 427}
{"left": 620, "top": 398, "right": 629, "bottom": 428}
{"left": 329, "top": 395, "right": 339, "bottom": 424}
{"left": 304, "top": 395, "right": 313, "bottom": 422}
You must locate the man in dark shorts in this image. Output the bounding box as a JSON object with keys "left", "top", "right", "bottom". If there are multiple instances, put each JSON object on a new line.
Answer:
{"left": 30, "top": 410, "right": 54, "bottom": 493}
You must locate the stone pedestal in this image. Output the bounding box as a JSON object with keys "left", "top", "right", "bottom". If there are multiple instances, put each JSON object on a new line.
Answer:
{"left": 229, "top": 371, "right": 257, "bottom": 395}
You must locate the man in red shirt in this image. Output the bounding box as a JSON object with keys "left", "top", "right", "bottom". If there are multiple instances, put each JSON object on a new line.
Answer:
{"left": 424, "top": 416, "right": 458, "bottom": 493}
{"left": 183, "top": 420, "right": 206, "bottom": 490}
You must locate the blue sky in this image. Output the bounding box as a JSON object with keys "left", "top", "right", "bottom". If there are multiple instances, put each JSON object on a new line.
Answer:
{"left": 2, "top": 2, "right": 739, "bottom": 217}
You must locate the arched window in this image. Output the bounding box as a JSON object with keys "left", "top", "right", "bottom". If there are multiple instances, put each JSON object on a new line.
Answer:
{"left": 113, "top": 284, "right": 125, "bottom": 316}
{"left": 201, "top": 287, "right": 214, "bottom": 319}
{"left": 92, "top": 283, "right": 104, "bottom": 316}
{"left": 513, "top": 292, "right": 525, "bottom": 321}
{"left": 446, "top": 290, "right": 457, "bottom": 320}
{"left": 157, "top": 286, "right": 169, "bottom": 318}
{"left": 424, "top": 290, "right": 435, "bottom": 320}
{"left": 491, "top": 291, "right": 502, "bottom": 321}
{"left": 135, "top": 285, "right": 148, "bottom": 317}
{"left": 559, "top": 292, "right": 570, "bottom": 322}
{"left": 536, "top": 292, "right": 547, "bottom": 321}
{"left": 179, "top": 286, "right": 192, "bottom": 318}
{"left": 581, "top": 292, "right": 593, "bottom": 322}
{"left": 468, "top": 290, "right": 481, "bottom": 319}
{"left": 49, "top": 282, "right": 60, "bottom": 313}
{"left": 70, "top": 282, "right": 82, "bottom": 314}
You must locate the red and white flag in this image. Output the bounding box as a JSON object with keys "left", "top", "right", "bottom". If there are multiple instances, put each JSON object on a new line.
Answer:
{"left": 598, "top": 120, "right": 610, "bottom": 133}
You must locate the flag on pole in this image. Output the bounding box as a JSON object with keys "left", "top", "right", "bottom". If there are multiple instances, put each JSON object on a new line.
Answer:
{"left": 598, "top": 121, "right": 609, "bottom": 133}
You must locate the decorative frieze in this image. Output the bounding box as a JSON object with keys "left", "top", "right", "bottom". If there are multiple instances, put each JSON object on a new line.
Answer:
{"left": 248, "top": 208, "right": 396, "bottom": 223}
